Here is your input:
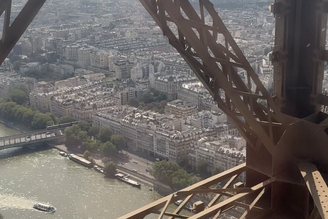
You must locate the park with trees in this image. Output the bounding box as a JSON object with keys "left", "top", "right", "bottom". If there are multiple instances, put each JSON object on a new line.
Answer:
{"left": 64, "top": 122, "right": 126, "bottom": 160}
{"left": 128, "top": 89, "right": 167, "bottom": 113}
{"left": 0, "top": 98, "right": 56, "bottom": 130}
{"left": 152, "top": 160, "right": 193, "bottom": 190}
{"left": 0, "top": 88, "right": 82, "bottom": 131}
{"left": 104, "top": 161, "right": 117, "bottom": 177}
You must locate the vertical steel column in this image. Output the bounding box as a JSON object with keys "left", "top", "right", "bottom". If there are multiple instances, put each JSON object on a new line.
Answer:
{"left": 272, "top": 0, "right": 327, "bottom": 118}
{"left": 270, "top": 0, "right": 328, "bottom": 218}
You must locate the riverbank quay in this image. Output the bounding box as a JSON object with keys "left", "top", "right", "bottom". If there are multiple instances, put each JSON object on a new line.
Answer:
{"left": 52, "top": 144, "right": 173, "bottom": 195}
{"left": 0, "top": 119, "right": 28, "bottom": 133}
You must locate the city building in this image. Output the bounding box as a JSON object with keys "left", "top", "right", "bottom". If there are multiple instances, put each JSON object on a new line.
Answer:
{"left": 189, "top": 136, "right": 246, "bottom": 181}
{"left": 164, "top": 99, "right": 198, "bottom": 118}
{"left": 64, "top": 45, "right": 79, "bottom": 61}
{"left": 93, "top": 106, "right": 218, "bottom": 161}
{"left": 78, "top": 47, "right": 92, "bottom": 68}
{"left": 90, "top": 50, "right": 109, "bottom": 69}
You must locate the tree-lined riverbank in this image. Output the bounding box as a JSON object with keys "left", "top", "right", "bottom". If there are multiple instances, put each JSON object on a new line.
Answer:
{"left": 53, "top": 144, "right": 173, "bottom": 195}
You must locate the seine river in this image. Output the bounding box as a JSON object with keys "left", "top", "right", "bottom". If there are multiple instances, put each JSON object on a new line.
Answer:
{"left": 0, "top": 123, "right": 164, "bottom": 219}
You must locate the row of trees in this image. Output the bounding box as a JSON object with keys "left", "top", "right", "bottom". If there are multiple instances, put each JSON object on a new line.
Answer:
{"left": 23, "top": 68, "right": 74, "bottom": 82}
{"left": 104, "top": 161, "right": 117, "bottom": 177}
{"left": 64, "top": 122, "right": 125, "bottom": 157}
{"left": 177, "top": 156, "right": 224, "bottom": 179}
{"left": 83, "top": 151, "right": 117, "bottom": 177}
{"left": 9, "top": 84, "right": 29, "bottom": 105}
{"left": 0, "top": 99, "right": 56, "bottom": 129}
{"left": 152, "top": 161, "right": 193, "bottom": 190}
{"left": 0, "top": 97, "right": 79, "bottom": 130}
{"left": 152, "top": 159, "right": 223, "bottom": 189}
{"left": 128, "top": 89, "right": 168, "bottom": 113}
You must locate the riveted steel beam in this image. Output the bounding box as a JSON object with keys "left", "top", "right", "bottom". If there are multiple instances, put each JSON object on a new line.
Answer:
{"left": 0, "top": 0, "right": 46, "bottom": 65}
{"left": 299, "top": 162, "right": 328, "bottom": 219}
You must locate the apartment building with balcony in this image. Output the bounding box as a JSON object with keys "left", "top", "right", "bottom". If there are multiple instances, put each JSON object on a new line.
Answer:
{"left": 164, "top": 99, "right": 198, "bottom": 118}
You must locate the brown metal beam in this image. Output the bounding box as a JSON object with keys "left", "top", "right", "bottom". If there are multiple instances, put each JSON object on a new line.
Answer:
{"left": 117, "top": 163, "right": 246, "bottom": 219}
{"left": 176, "top": 187, "right": 252, "bottom": 196}
{"left": 207, "top": 174, "right": 238, "bottom": 208}
{"left": 187, "top": 179, "right": 274, "bottom": 219}
{"left": 0, "top": 0, "right": 46, "bottom": 65}
{"left": 0, "top": 0, "right": 9, "bottom": 17}
{"left": 299, "top": 162, "right": 328, "bottom": 219}
{"left": 2, "top": 0, "right": 11, "bottom": 43}
{"left": 239, "top": 188, "right": 265, "bottom": 219}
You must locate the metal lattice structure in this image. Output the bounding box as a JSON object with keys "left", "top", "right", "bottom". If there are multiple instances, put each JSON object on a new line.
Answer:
{"left": 2, "top": 0, "right": 328, "bottom": 218}
{"left": 118, "top": 0, "right": 328, "bottom": 218}
{"left": 0, "top": 0, "right": 46, "bottom": 65}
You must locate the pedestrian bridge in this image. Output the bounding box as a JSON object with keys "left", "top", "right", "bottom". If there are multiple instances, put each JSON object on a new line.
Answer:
{"left": 0, "top": 129, "right": 64, "bottom": 150}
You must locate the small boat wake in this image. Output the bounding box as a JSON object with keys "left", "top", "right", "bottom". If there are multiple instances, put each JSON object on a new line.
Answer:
{"left": 0, "top": 193, "right": 36, "bottom": 211}
{"left": 0, "top": 194, "right": 56, "bottom": 213}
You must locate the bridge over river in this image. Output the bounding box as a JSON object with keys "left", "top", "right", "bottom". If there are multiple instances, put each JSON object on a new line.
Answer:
{"left": 0, "top": 129, "right": 64, "bottom": 150}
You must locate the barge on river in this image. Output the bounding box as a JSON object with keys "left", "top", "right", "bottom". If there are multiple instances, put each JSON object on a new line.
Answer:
{"left": 115, "top": 173, "right": 141, "bottom": 188}
{"left": 68, "top": 154, "right": 93, "bottom": 168}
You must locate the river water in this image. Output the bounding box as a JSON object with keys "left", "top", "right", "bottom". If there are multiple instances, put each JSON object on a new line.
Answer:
{"left": 0, "top": 123, "right": 165, "bottom": 219}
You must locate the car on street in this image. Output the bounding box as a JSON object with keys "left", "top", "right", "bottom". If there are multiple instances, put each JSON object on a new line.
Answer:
{"left": 132, "top": 169, "right": 137, "bottom": 172}
{"left": 133, "top": 161, "right": 138, "bottom": 164}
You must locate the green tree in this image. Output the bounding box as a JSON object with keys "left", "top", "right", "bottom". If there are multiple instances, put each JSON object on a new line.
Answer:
{"left": 82, "top": 139, "right": 99, "bottom": 152}
{"left": 152, "top": 161, "right": 191, "bottom": 190}
{"left": 88, "top": 126, "right": 100, "bottom": 138}
{"left": 13, "top": 84, "right": 29, "bottom": 96}
{"left": 100, "top": 141, "right": 117, "bottom": 156}
{"left": 211, "top": 167, "right": 223, "bottom": 176}
{"left": 14, "top": 106, "right": 29, "bottom": 122}
{"left": 104, "top": 161, "right": 117, "bottom": 177}
{"left": 46, "top": 113, "right": 58, "bottom": 124}
{"left": 58, "top": 115, "right": 73, "bottom": 124}
{"left": 13, "top": 61, "right": 21, "bottom": 71}
{"left": 88, "top": 156, "right": 95, "bottom": 165}
{"left": 128, "top": 98, "right": 139, "bottom": 107}
{"left": 47, "top": 53, "right": 59, "bottom": 63}
{"left": 10, "top": 55, "right": 20, "bottom": 62}
{"left": 83, "top": 150, "right": 91, "bottom": 160}
{"left": 9, "top": 89, "right": 28, "bottom": 105}
{"left": 31, "top": 113, "right": 54, "bottom": 129}
{"left": 64, "top": 124, "right": 81, "bottom": 147}
{"left": 11, "top": 105, "right": 24, "bottom": 121}
{"left": 110, "top": 135, "right": 125, "bottom": 151}
{"left": 177, "top": 155, "right": 191, "bottom": 171}
{"left": 196, "top": 160, "right": 210, "bottom": 178}
{"left": 22, "top": 109, "right": 35, "bottom": 126}
{"left": 78, "top": 121, "right": 90, "bottom": 132}
{"left": 77, "top": 130, "right": 88, "bottom": 144}
{"left": 152, "top": 161, "right": 180, "bottom": 185}
{"left": 99, "top": 127, "right": 112, "bottom": 143}
{"left": 170, "top": 169, "right": 192, "bottom": 190}
{"left": 0, "top": 101, "right": 16, "bottom": 119}
{"left": 141, "top": 93, "right": 154, "bottom": 104}
{"left": 138, "top": 102, "right": 145, "bottom": 110}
